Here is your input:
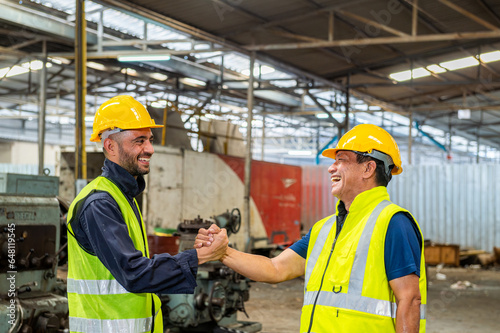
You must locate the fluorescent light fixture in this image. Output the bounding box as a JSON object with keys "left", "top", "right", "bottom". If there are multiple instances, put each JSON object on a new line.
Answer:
{"left": 316, "top": 113, "right": 329, "bottom": 119}
{"left": 288, "top": 150, "right": 312, "bottom": 156}
{"left": 458, "top": 109, "right": 471, "bottom": 119}
{"left": 440, "top": 56, "right": 479, "bottom": 70}
{"left": 180, "top": 77, "right": 206, "bottom": 87}
{"left": 149, "top": 73, "right": 168, "bottom": 81}
{"left": 389, "top": 68, "right": 430, "bottom": 82}
{"left": 426, "top": 64, "right": 446, "bottom": 74}
{"left": 87, "top": 61, "right": 107, "bottom": 71}
{"left": 480, "top": 50, "right": 500, "bottom": 63}
{"left": 118, "top": 54, "right": 171, "bottom": 62}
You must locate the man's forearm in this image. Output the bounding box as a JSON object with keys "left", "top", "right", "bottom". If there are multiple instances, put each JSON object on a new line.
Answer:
{"left": 221, "top": 247, "right": 282, "bottom": 283}
{"left": 395, "top": 297, "right": 421, "bottom": 333}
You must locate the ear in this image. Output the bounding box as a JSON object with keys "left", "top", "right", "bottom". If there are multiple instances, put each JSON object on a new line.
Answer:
{"left": 362, "top": 160, "right": 377, "bottom": 179}
{"left": 103, "top": 138, "right": 117, "bottom": 158}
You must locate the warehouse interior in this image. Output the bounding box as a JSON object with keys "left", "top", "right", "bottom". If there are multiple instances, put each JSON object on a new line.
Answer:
{"left": 0, "top": 0, "right": 499, "bottom": 332}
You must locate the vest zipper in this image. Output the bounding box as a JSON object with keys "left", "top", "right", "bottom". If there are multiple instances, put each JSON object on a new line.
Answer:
{"left": 307, "top": 229, "right": 341, "bottom": 333}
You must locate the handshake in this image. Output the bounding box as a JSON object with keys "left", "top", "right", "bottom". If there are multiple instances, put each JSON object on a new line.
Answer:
{"left": 194, "top": 224, "right": 229, "bottom": 265}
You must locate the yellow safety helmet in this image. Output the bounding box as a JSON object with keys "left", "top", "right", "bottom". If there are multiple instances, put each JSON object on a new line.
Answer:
{"left": 322, "top": 124, "right": 403, "bottom": 175}
{"left": 90, "top": 95, "right": 163, "bottom": 142}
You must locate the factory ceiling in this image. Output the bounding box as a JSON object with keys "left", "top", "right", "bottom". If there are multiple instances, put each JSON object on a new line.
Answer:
{"left": 1, "top": 0, "right": 500, "bottom": 163}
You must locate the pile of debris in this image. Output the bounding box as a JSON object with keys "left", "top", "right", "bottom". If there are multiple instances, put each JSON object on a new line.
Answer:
{"left": 424, "top": 240, "right": 500, "bottom": 268}
{"left": 459, "top": 246, "right": 500, "bottom": 267}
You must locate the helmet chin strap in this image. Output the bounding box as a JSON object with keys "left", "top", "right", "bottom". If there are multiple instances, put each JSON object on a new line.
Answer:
{"left": 356, "top": 149, "right": 394, "bottom": 176}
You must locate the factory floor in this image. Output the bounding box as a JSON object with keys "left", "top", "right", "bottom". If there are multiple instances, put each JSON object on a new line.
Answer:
{"left": 239, "top": 266, "right": 500, "bottom": 333}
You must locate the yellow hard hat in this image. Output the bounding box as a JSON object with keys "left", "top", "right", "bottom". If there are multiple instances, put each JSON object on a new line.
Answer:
{"left": 90, "top": 95, "right": 163, "bottom": 142}
{"left": 322, "top": 124, "right": 403, "bottom": 175}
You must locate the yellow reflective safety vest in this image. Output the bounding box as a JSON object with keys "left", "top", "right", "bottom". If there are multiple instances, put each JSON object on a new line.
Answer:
{"left": 300, "top": 186, "right": 427, "bottom": 333}
{"left": 67, "top": 176, "right": 163, "bottom": 333}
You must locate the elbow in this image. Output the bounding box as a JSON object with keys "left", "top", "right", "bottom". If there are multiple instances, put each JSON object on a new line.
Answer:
{"left": 411, "top": 295, "right": 422, "bottom": 309}
{"left": 119, "top": 278, "right": 142, "bottom": 293}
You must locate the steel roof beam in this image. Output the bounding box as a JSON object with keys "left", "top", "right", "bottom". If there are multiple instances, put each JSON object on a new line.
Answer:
{"left": 245, "top": 30, "right": 500, "bottom": 50}
{"left": 0, "top": 2, "right": 98, "bottom": 44}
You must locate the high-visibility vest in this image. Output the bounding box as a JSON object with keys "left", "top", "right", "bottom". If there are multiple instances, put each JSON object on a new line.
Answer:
{"left": 300, "top": 186, "right": 427, "bottom": 333}
{"left": 67, "top": 176, "right": 163, "bottom": 333}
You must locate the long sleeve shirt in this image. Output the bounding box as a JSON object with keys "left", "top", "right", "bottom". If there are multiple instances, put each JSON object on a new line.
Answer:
{"left": 71, "top": 159, "right": 198, "bottom": 294}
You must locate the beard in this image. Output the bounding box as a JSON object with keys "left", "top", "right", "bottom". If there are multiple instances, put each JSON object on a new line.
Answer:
{"left": 117, "top": 144, "right": 151, "bottom": 177}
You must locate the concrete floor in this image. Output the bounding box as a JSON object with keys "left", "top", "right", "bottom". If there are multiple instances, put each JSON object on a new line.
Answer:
{"left": 239, "top": 266, "right": 500, "bottom": 332}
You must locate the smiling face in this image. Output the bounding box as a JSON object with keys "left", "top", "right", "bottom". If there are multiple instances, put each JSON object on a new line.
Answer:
{"left": 105, "top": 128, "right": 155, "bottom": 177}
{"left": 327, "top": 150, "right": 373, "bottom": 209}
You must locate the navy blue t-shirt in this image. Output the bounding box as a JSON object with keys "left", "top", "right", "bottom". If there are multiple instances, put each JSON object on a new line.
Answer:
{"left": 290, "top": 211, "right": 422, "bottom": 281}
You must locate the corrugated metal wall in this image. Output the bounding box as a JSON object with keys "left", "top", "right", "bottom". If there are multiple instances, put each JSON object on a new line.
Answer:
{"left": 302, "top": 164, "right": 500, "bottom": 251}
{"left": 388, "top": 164, "right": 500, "bottom": 251}
{"left": 0, "top": 163, "right": 55, "bottom": 175}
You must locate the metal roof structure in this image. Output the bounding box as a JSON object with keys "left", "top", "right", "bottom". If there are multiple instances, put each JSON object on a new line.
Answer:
{"left": 1, "top": 0, "right": 500, "bottom": 165}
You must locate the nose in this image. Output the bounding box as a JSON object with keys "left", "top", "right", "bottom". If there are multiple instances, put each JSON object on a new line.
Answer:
{"left": 327, "top": 162, "right": 336, "bottom": 173}
{"left": 144, "top": 139, "right": 154, "bottom": 155}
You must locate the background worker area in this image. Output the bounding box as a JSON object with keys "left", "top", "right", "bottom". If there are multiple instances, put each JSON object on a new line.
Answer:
{"left": 197, "top": 124, "right": 427, "bottom": 333}
{"left": 66, "top": 95, "right": 228, "bottom": 333}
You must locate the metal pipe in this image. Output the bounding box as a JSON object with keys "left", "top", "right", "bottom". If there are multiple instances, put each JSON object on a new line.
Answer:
{"left": 38, "top": 40, "right": 47, "bottom": 175}
{"left": 408, "top": 111, "right": 413, "bottom": 165}
{"left": 98, "top": 10, "right": 103, "bottom": 53}
{"left": 261, "top": 113, "right": 265, "bottom": 161}
{"left": 75, "top": 0, "right": 87, "bottom": 182}
{"left": 345, "top": 74, "right": 350, "bottom": 130}
{"left": 244, "top": 52, "right": 255, "bottom": 253}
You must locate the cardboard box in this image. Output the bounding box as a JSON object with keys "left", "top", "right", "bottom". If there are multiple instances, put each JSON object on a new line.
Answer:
{"left": 424, "top": 243, "right": 460, "bottom": 266}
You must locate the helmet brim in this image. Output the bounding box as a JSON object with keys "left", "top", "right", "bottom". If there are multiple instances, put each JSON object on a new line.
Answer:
{"left": 321, "top": 148, "right": 403, "bottom": 175}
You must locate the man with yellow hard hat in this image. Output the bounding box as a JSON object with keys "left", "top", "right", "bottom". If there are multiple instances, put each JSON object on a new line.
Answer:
{"left": 196, "top": 124, "right": 427, "bottom": 333}
{"left": 66, "top": 95, "right": 228, "bottom": 333}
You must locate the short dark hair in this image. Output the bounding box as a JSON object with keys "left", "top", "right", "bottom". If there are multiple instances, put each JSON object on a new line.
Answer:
{"left": 355, "top": 154, "right": 392, "bottom": 187}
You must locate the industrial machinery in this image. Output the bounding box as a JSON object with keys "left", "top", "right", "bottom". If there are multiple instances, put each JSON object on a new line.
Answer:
{"left": 157, "top": 208, "right": 262, "bottom": 333}
{"left": 0, "top": 173, "right": 68, "bottom": 333}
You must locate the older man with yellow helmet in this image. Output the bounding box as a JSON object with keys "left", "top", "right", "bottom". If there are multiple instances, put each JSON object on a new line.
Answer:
{"left": 66, "top": 95, "right": 228, "bottom": 333}
{"left": 197, "top": 124, "right": 426, "bottom": 333}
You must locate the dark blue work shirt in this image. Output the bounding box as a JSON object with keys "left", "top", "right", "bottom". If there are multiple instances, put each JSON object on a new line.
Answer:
{"left": 71, "top": 159, "right": 198, "bottom": 294}
{"left": 290, "top": 203, "right": 422, "bottom": 281}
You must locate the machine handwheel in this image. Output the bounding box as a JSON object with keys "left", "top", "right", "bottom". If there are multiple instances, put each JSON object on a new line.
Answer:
{"left": 230, "top": 208, "right": 241, "bottom": 234}
{"left": 208, "top": 282, "right": 226, "bottom": 322}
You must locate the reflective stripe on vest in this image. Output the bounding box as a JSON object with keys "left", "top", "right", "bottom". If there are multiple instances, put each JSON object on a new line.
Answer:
{"left": 304, "top": 200, "right": 426, "bottom": 320}
{"left": 304, "top": 216, "right": 335, "bottom": 289}
{"left": 69, "top": 312, "right": 158, "bottom": 333}
{"left": 67, "top": 278, "right": 128, "bottom": 295}
{"left": 304, "top": 290, "right": 426, "bottom": 319}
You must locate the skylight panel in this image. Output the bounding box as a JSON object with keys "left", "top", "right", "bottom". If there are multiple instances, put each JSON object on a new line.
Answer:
{"left": 389, "top": 68, "right": 431, "bottom": 82}
{"left": 426, "top": 64, "right": 446, "bottom": 74}
{"left": 479, "top": 50, "right": 500, "bottom": 63}
{"left": 439, "top": 56, "right": 479, "bottom": 71}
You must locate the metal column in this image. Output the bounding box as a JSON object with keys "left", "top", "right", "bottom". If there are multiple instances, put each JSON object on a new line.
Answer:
{"left": 244, "top": 52, "right": 255, "bottom": 252}
{"left": 261, "top": 113, "right": 265, "bottom": 161}
{"left": 38, "top": 40, "right": 47, "bottom": 175}
{"left": 75, "top": 0, "right": 87, "bottom": 183}
{"left": 408, "top": 111, "right": 413, "bottom": 165}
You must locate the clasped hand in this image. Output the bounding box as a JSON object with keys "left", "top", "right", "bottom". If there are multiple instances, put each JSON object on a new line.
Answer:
{"left": 195, "top": 224, "right": 228, "bottom": 264}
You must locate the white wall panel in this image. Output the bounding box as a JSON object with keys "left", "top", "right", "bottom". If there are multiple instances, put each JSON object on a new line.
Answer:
{"left": 388, "top": 164, "right": 500, "bottom": 251}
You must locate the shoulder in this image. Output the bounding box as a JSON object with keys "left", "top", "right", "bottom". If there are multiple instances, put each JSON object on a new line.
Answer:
{"left": 387, "top": 211, "right": 422, "bottom": 247}
{"left": 79, "top": 190, "right": 118, "bottom": 215}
